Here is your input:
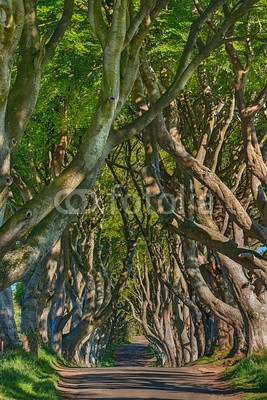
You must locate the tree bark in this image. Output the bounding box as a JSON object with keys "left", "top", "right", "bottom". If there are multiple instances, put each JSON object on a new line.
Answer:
{"left": 0, "top": 288, "right": 19, "bottom": 349}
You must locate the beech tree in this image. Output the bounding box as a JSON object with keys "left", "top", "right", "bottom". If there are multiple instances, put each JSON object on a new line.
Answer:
{"left": 0, "top": 0, "right": 74, "bottom": 348}
{"left": 0, "top": 0, "right": 266, "bottom": 360}
{"left": 0, "top": 0, "right": 259, "bottom": 288}
{"left": 136, "top": 13, "right": 267, "bottom": 352}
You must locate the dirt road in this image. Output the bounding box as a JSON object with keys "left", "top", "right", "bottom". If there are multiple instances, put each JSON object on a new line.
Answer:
{"left": 59, "top": 339, "right": 240, "bottom": 400}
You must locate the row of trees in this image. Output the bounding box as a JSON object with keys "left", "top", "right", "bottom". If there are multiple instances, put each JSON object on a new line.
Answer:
{"left": 0, "top": 0, "right": 266, "bottom": 365}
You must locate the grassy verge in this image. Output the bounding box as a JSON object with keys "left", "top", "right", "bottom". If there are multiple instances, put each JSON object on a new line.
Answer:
{"left": 0, "top": 345, "right": 67, "bottom": 400}
{"left": 185, "top": 347, "right": 267, "bottom": 399}
{"left": 224, "top": 349, "right": 267, "bottom": 400}
{"left": 185, "top": 347, "right": 231, "bottom": 367}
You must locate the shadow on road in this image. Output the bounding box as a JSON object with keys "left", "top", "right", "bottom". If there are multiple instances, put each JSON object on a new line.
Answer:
{"left": 59, "top": 339, "right": 240, "bottom": 400}
{"left": 59, "top": 367, "right": 239, "bottom": 399}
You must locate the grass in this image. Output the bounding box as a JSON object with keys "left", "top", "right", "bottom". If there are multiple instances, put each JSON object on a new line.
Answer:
{"left": 147, "top": 345, "right": 159, "bottom": 367}
{"left": 185, "top": 347, "right": 267, "bottom": 399}
{"left": 185, "top": 347, "right": 231, "bottom": 366}
{"left": 0, "top": 345, "right": 67, "bottom": 400}
{"left": 224, "top": 349, "right": 267, "bottom": 400}
{"left": 99, "top": 343, "right": 119, "bottom": 367}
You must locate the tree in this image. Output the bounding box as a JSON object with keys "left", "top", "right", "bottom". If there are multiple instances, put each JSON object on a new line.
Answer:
{"left": 0, "top": 0, "right": 258, "bottom": 288}
{"left": 0, "top": 0, "right": 266, "bottom": 359}
{"left": 0, "top": 0, "right": 74, "bottom": 348}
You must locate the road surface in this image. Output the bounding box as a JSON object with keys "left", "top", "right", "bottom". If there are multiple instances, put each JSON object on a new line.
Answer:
{"left": 58, "top": 339, "right": 240, "bottom": 400}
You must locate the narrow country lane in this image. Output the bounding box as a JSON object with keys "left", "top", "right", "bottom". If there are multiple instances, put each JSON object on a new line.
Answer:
{"left": 58, "top": 339, "right": 240, "bottom": 400}
{"left": 114, "top": 336, "right": 154, "bottom": 367}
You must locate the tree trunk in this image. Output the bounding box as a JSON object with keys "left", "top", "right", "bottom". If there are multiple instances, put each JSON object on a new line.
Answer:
{"left": 190, "top": 316, "right": 198, "bottom": 362}
{"left": 0, "top": 288, "right": 19, "bottom": 349}
{"left": 247, "top": 298, "right": 267, "bottom": 354}
{"left": 0, "top": 204, "right": 19, "bottom": 350}
{"left": 220, "top": 254, "right": 267, "bottom": 354}
{"left": 62, "top": 320, "right": 96, "bottom": 362}
{"left": 21, "top": 294, "right": 39, "bottom": 355}
{"left": 218, "top": 319, "right": 231, "bottom": 352}
{"left": 50, "top": 291, "right": 65, "bottom": 353}
{"left": 39, "top": 305, "right": 50, "bottom": 343}
{"left": 183, "top": 240, "right": 247, "bottom": 353}
{"left": 20, "top": 241, "right": 60, "bottom": 355}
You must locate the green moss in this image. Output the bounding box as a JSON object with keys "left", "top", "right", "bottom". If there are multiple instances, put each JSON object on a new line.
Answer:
{"left": 0, "top": 344, "right": 68, "bottom": 400}
{"left": 224, "top": 349, "right": 267, "bottom": 400}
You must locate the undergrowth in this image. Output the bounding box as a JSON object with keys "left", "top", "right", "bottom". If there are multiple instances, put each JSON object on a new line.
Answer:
{"left": 147, "top": 345, "right": 159, "bottom": 367}
{"left": 99, "top": 343, "right": 119, "bottom": 367}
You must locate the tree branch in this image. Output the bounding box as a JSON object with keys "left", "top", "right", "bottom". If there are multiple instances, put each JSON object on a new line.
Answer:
{"left": 42, "top": 0, "right": 74, "bottom": 68}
